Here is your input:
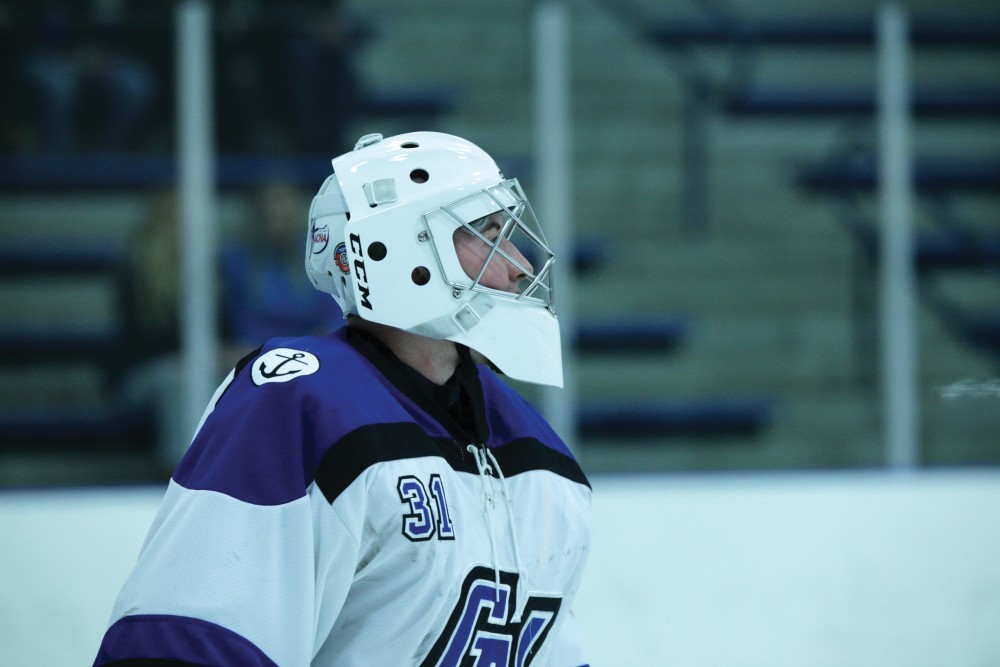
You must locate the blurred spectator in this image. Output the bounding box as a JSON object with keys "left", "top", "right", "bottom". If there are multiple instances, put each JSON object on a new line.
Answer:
{"left": 118, "top": 182, "right": 341, "bottom": 469}
{"left": 115, "top": 189, "right": 186, "bottom": 470}
{"left": 279, "top": 0, "right": 361, "bottom": 151}
{"left": 118, "top": 190, "right": 184, "bottom": 363}
{"left": 215, "top": 0, "right": 361, "bottom": 152}
{"left": 221, "top": 181, "right": 344, "bottom": 348}
{"left": 6, "top": 1, "right": 157, "bottom": 153}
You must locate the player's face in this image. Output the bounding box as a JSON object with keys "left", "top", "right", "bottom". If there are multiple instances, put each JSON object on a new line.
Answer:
{"left": 452, "top": 212, "right": 534, "bottom": 294}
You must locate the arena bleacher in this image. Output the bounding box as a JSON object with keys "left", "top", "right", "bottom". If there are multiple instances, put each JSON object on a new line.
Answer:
{"left": 2, "top": 2, "right": 998, "bottom": 483}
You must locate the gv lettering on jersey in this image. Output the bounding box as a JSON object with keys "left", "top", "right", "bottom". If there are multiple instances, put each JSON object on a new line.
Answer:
{"left": 349, "top": 232, "right": 373, "bottom": 310}
{"left": 421, "top": 567, "right": 562, "bottom": 667}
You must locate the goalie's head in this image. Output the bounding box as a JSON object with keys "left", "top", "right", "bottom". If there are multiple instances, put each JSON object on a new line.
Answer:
{"left": 305, "top": 131, "right": 562, "bottom": 387}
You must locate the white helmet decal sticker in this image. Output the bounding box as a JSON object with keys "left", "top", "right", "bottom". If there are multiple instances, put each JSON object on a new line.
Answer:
{"left": 334, "top": 241, "right": 350, "bottom": 274}
{"left": 311, "top": 224, "right": 330, "bottom": 254}
{"left": 251, "top": 348, "right": 321, "bottom": 386}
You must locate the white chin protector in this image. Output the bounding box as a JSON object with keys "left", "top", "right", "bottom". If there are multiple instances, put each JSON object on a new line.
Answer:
{"left": 305, "top": 131, "right": 563, "bottom": 388}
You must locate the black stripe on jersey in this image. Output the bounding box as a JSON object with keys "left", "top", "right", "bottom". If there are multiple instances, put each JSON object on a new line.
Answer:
{"left": 233, "top": 345, "right": 263, "bottom": 378}
{"left": 215, "top": 345, "right": 264, "bottom": 407}
{"left": 489, "top": 438, "right": 590, "bottom": 489}
{"left": 314, "top": 422, "right": 590, "bottom": 504}
{"left": 315, "top": 422, "right": 473, "bottom": 504}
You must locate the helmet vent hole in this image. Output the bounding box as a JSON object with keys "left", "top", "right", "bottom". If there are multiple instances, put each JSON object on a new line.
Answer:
{"left": 368, "top": 242, "right": 387, "bottom": 261}
{"left": 401, "top": 142, "right": 420, "bottom": 149}
{"left": 411, "top": 266, "right": 430, "bottom": 286}
{"left": 410, "top": 169, "right": 429, "bottom": 184}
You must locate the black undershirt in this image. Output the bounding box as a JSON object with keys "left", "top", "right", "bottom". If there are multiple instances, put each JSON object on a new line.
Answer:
{"left": 345, "top": 327, "right": 490, "bottom": 444}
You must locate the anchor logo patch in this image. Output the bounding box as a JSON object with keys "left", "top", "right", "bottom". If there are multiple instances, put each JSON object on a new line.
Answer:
{"left": 251, "top": 348, "right": 320, "bottom": 386}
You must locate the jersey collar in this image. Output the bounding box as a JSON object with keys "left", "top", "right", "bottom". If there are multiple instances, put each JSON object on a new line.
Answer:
{"left": 345, "top": 326, "right": 491, "bottom": 444}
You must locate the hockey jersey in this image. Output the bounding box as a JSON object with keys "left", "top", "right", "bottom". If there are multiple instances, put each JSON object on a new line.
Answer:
{"left": 94, "top": 327, "right": 592, "bottom": 666}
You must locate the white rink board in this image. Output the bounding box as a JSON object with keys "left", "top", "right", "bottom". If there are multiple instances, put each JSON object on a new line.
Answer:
{"left": 2, "top": 470, "right": 1000, "bottom": 666}
{"left": 577, "top": 470, "right": 1000, "bottom": 667}
{"left": 0, "top": 485, "right": 166, "bottom": 667}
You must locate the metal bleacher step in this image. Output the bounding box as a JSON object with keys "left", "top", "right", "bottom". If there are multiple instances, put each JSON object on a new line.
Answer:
{"left": 726, "top": 83, "right": 1000, "bottom": 117}
{"left": 798, "top": 153, "right": 1000, "bottom": 193}
{"left": 639, "top": 12, "right": 1000, "bottom": 47}
{"left": 574, "top": 315, "right": 689, "bottom": 354}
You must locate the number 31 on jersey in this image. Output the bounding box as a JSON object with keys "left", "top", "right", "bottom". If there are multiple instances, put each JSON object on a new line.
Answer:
{"left": 397, "top": 474, "right": 455, "bottom": 541}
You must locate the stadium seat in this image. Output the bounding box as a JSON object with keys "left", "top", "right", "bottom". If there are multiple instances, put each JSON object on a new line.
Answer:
{"left": 797, "top": 154, "right": 1000, "bottom": 192}
{"left": 579, "top": 395, "right": 774, "bottom": 438}
{"left": 642, "top": 14, "right": 1000, "bottom": 47}
{"left": 726, "top": 84, "right": 1000, "bottom": 117}
{"left": 0, "top": 405, "right": 151, "bottom": 447}
{"left": 574, "top": 316, "right": 689, "bottom": 354}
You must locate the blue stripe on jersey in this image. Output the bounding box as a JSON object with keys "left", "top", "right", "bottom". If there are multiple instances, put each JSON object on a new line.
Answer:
{"left": 93, "top": 614, "right": 278, "bottom": 667}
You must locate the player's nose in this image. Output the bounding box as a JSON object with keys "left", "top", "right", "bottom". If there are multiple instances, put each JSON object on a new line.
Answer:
{"left": 500, "top": 238, "right": 533, "bottom": 290}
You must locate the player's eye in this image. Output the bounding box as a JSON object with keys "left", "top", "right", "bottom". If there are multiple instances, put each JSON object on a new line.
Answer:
{"left": 469, "top": 215, "right": 503, "bottom": 240}
{"left": 479, "top": 220, "right": 502, "bottom": 238}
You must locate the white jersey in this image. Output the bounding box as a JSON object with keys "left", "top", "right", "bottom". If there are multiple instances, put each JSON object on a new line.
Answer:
{"left": 94, "top": 327, "right": 592, "bottom": 666}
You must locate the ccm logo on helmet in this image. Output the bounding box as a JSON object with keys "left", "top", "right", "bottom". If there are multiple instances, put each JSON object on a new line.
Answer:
{"left": 350, "top": 232, "right": 373, "bottom": 310}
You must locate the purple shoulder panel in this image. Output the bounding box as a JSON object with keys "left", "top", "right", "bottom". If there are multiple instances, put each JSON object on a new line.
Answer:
{"left": 477, "top": 367, "right": 575, "bottom": 459}
{"left": 93, "top": 614, "right": 278, "bottom": 667}
{"left": 172, "top": 330, "right": 424, "bottom": 505}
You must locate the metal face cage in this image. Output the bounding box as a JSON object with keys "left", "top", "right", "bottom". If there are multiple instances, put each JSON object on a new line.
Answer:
{"left": 422, "top": 179, "right": 556, "bottom": 311}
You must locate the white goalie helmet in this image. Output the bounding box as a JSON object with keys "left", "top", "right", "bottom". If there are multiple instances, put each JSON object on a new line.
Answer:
{"left": 305, "top": 131, "right": 563, "bottom": 387}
